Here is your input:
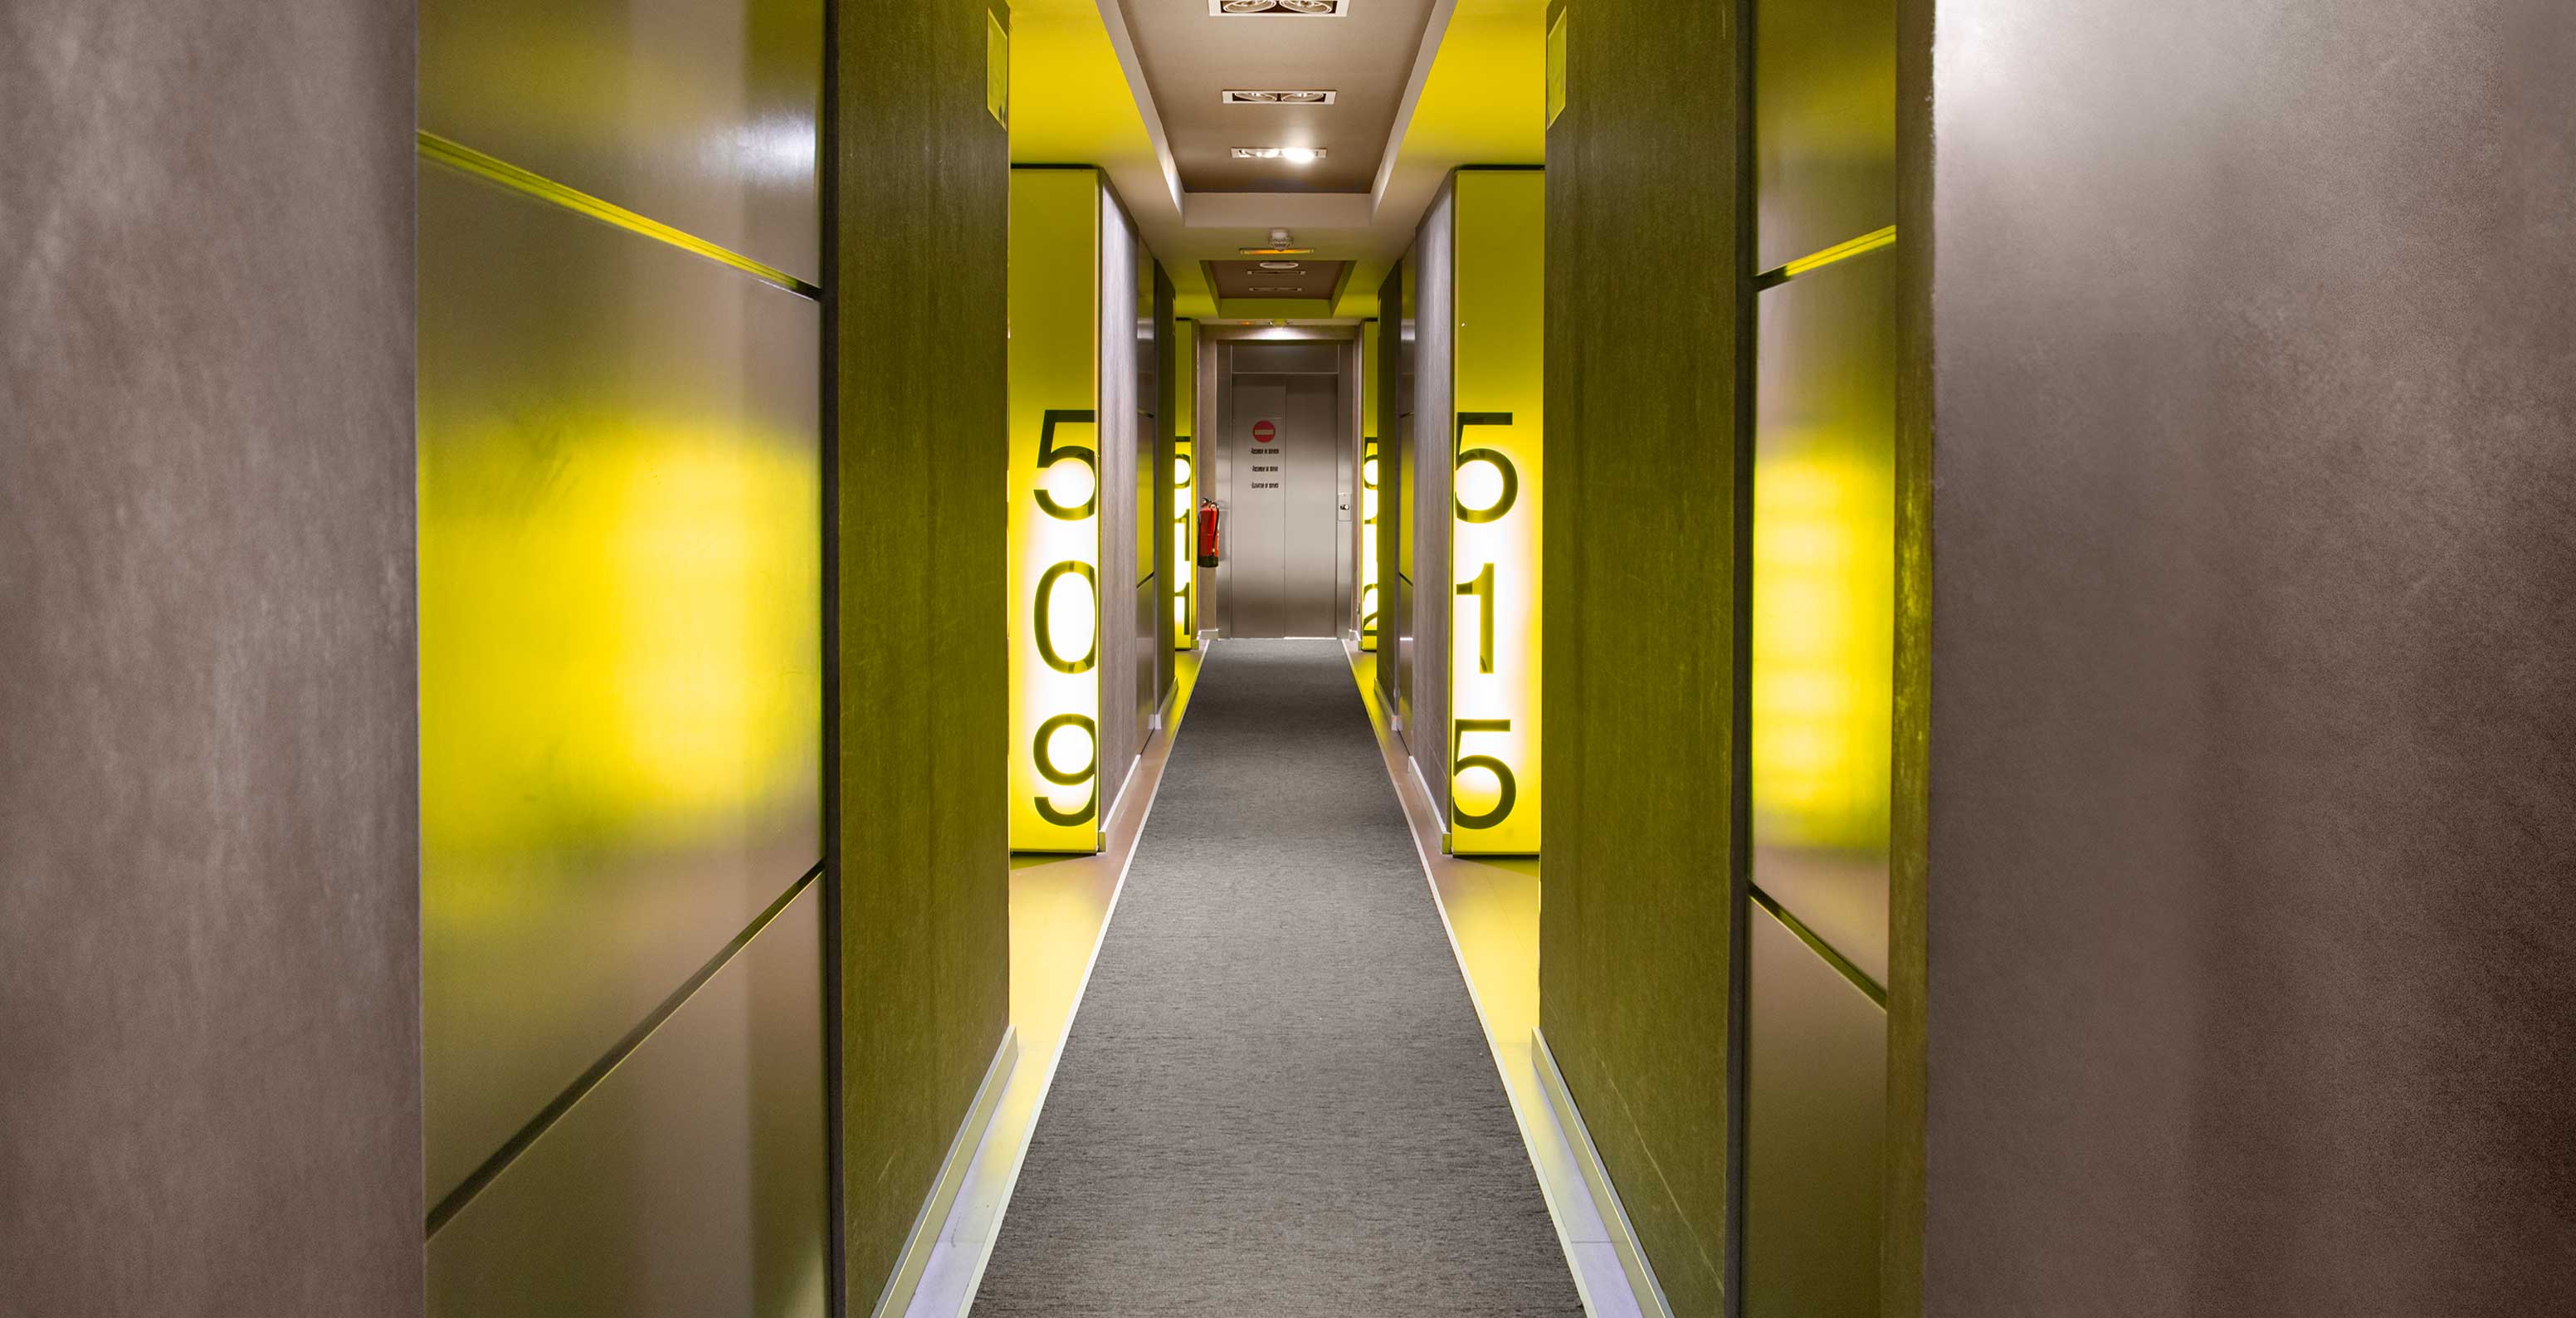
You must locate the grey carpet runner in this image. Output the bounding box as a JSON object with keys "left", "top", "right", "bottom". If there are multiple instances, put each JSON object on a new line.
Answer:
{"left": 973, "top": 638, "right": 1583, "bottom": 1317}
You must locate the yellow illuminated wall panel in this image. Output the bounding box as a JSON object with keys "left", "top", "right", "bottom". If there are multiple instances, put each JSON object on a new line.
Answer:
{"left": 1009, "top": 169, "right": 1105, "bottom": 852}
{"left": 1448, "top": 169, "right": 1544, "bottom": 856}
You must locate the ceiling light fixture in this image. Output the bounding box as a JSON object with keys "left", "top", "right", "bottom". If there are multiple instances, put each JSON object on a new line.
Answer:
{"left": 1222, "top": 89, "right": 1339, "bottom": 105}
{"left": 1258, "top": 261, "right": 1303, "bottom": 271}
{"left": 1231, "top": 147, "right": 1327, "bottom": 163}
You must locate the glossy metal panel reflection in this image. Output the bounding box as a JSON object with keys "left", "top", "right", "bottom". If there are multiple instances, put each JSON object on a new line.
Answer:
{"left": 1283, "top": 374, "right": 1347, "bottom": 635}
{"left": 1746, "top": 905, "right": 1886, "bottom": 1318}
{"left": 1231, "top": 342, "right": 1341, "bottom": 373}
{"left": 427, "top": 884, "right": 827, "bottom": 1318}
{"left": 1135, "top": 578, "right": 1159, "bottom": 737}
{"left": 419, "top": 166, "right": 822, "bottom": 1202}
{"left": 1752, "top": 248, "right": 1895, "bottom": 985}
{"left": 1412, "top": 185, "right": 1456, "bottom": 819}
{"left": 1753, "top": 0, "right": 1895, "bottom": 271}
{"left": 1227, "top": 377, "right": 1291, "bottom": 637}
{"left": 1095, "top": 191, "right": 1143, "bottom": 814}
{"left": 422, "top": 0, "right": 820, "bottom": 281}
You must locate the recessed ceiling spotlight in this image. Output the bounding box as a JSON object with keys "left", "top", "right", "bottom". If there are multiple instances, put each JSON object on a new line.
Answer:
{"left": 1222, "top": 89, "right": 1339, "bottom": 105}
{"left": 1232, "top": 147, "right": 1325, "bottom": 163}
{"left": 1210, "top": 0, "right": 1348, "bottom": 15}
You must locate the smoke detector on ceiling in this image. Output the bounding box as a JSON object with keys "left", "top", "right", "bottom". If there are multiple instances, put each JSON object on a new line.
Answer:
{"left": 1210, "top": 0, "right": 1349, "bottom": 16}
{"left": 1242, "top": 228, "right": 1311, "bottom": 256}
{"left": 1223, "top": 89, "right": 1339, "bottom": 105}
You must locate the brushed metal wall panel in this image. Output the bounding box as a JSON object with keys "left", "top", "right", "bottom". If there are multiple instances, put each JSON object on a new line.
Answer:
{"left": 1745, "top": 906, "right": 1885, "bottom": 1318}
{"left": 428, "top": 883, "right": 827, "bottom": 1318}
{"left": 419, "top": 165, "right": 822, "bottom": 1203}
{"left": 1752, "top": 248, "right": 1895, "bottom": 985}
{"left": 1753, "top": 0, "right": 1894, "bottom": 271}
{"left": 422, "top": 0, "right": 820, "bottom": 281}
{"left": 1232, "top": 342, "right": 1342, "bottom": 373}
{"left": 0, "top": 2, "right": 422, "bottom": 1308}
{"left": 1227, "top": 373, "right": 1347, "bottom": 637}
{"left": 1412, "top": 182, "right": 1456, "bottom": 819}
{"left": 1096, "top": 185, "right": 1143, "bottom": 814}
{"left": 1134, "top": 258, "right": 1162, "bottom": 732}
{"left": 1920, "top": 1, "right": 2576, "bottom": 1313}
{"left": 1285, "top": 374, "right": 1349, "bottom": 635}
{"left": 1226, "top": 377, "right": 1290, "bottom": 637}
{"left": 1378, "top": 262, "right": 1412, "bottom": 727}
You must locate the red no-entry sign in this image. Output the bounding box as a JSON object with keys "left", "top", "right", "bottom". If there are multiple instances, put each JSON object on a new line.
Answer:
{"left": 1252, "top": 419, "right": 1276, "bottom": 445}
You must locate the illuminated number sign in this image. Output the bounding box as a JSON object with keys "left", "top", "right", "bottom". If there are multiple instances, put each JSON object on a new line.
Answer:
{"left": 1450, "top": 410, "right": 1531, "bottom": 847}
{"left": 1028, "top": 408, "right": 1101, "bottom": 833}
{"left": 1173, "top": 437, "right": 1195, "bottom": 650}
{"left": 1447, "top": 168, "right": 1543, "bottom": 856}
{"left": 1360, "top": 437, "right": 1380, "bottom": 650}
{"left": 1009, "top": 168, "right": 1107, "bottom": 851}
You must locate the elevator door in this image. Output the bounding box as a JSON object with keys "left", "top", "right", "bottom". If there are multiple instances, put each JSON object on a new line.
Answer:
{"left": 1229, "top": 373, "right": 1343, "bottom": 637}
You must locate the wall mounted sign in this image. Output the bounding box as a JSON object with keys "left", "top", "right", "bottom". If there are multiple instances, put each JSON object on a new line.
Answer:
{"left": 1360, "top": 436, "right": 1381, "bottom": 651}
{"left": 1009, "top": 170, "right": 1106, "bottom": 851}
{"left": 1173, "top": 437, "right": 1196, "bottom": 650}
{"left": 1447, "top": 169, "right": 1544, "bottom": 856}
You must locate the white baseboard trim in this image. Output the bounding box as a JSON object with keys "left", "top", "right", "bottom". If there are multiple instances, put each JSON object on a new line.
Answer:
{"left": 869, "top": 1026, "right": 1022, "bottom": 1318}
{"left": 1533, "top": 1028, "right": 1678, "bottom": 1318}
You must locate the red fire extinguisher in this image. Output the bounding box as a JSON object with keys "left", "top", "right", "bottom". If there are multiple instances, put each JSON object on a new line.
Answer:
{"left": 1196, "top": 500, "right": 1222, "bottom": 568}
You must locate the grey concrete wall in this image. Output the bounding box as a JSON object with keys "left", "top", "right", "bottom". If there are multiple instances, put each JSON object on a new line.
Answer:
{"left": 1916, "top": 2, "right": 2576, "bottom": 1315}
{"left": 0, "top": 1, "right": 422, "bottom": 1313}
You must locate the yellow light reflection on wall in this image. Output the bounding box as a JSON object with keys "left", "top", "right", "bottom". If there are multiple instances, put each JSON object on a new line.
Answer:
{"left": 419, "top": 413, "right": 819, "bottom": 866}
{"left": 1750, "top": 442, "right": 1894, "bottom": 852}
{"left": 1448, "top": 169, "right": 1544, "bottom": 856}
{"left": 1009, "top": 169, "right": 1105, "bottom": 851}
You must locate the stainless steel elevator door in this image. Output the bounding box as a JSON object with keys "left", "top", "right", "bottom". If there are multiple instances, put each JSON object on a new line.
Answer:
{"left": 1228, "top": 373, "right": 1344, "bottom": 637}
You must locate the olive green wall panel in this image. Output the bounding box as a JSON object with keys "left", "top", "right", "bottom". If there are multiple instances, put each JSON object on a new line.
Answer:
{"left": 1539, "top": 0, "right": 1749, "bottom": 1314}
{"left": 832, "top": 0, "right": 1012, "bottom": 1309}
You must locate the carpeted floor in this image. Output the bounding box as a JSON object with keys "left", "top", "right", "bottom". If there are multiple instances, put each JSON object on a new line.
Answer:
{"left": 973, "top": 639, "right": 1583, "bottom": 1317}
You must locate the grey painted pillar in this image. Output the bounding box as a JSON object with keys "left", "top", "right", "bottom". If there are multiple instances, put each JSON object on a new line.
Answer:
{"left": 0, "top": 1, "right": 423, "bottom": 1312}
{"left": 1912, "top": 2, "right": 2576, "bottom": 1314}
